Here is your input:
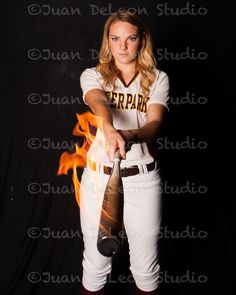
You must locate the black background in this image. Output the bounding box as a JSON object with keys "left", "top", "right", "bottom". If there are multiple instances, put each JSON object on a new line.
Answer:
{"left": 0, "top": 1, "right": 232, "bottom": 295}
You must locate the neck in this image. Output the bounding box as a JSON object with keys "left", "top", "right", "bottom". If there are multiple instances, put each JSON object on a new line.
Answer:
{"left": 115, "top": 60, "right": 137, "bottom": 76}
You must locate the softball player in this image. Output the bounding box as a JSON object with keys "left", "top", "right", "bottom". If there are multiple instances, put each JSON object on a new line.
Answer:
{"left": 79, "top": 9, "right": 169, "bottom": 295}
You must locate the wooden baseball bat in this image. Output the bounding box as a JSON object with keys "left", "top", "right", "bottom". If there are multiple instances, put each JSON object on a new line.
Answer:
{"left": 97, "top": 149, "right": 124, "bottom": 257}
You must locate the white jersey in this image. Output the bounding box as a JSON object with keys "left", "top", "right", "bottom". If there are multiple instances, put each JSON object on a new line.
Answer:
{"left": 80, "top": 67, "right": 170, "bottom": 167}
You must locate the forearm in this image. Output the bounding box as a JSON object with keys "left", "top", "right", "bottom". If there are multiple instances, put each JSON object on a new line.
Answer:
{"left": 129, "top": 121, "right": 162, "bottom": 144}
{"left": 85, "top": 89, "right": 114, "bottom": 132}
{"left": 94, "top": 102, "right": 115, "bottom": 132}
{"left": 129, "top": 104, "right": 166, "bottom": 144}
{"left": 84, "top": 89, "right": 130, "bottom": 160}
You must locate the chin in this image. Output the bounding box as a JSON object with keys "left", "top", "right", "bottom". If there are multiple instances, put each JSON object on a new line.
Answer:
{"left": 116, "top": 57, "right": 135, "bottom": 65}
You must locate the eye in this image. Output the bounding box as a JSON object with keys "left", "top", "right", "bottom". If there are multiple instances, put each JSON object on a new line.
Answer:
{"left": 111, "top": 37, "right": 118, "bottom": 42}
{"left": 129, "top": 37, "right": 137, "bottom": 42}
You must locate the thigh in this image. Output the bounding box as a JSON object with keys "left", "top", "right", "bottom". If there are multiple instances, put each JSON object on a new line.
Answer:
{"left": 122, "top": 170, "right": 162, "bottom": 250}
{"left": 79, "top": 167, "right": 109, "bottom": 236}
{"left": 79, "top": 168, "right": 111, "bottom": 267}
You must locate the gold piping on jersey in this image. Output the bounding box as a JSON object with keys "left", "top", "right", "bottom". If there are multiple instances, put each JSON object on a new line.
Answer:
{"left": 106, "top": 91, "right": 150, "bottom": 113}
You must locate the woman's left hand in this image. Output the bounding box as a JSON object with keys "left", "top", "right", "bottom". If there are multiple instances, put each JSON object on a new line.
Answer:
{"left": 116, "top": 129, "right": 138, "bottom": 152}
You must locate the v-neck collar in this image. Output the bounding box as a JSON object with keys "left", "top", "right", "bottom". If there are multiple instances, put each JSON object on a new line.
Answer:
{"left": 117, "top": 71, "right": 139, "bottom": 88}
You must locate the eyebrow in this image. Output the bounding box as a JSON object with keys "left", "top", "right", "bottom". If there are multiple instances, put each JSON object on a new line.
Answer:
{"left": 109, "top": 34, "right": 138, "bottom": 37}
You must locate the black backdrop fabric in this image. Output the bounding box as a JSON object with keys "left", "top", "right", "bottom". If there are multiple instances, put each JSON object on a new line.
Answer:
{"left": 0, "top": 1, "right": 232, "bottom": 295}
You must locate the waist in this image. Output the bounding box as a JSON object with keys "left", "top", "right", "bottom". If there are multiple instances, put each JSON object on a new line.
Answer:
{"left": 87, "top": 159, "right": 157, "bottom": 177}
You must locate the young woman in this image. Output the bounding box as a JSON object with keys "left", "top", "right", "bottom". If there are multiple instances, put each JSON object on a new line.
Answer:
{"left": 79, "top": 9, "right": 169, "bottom": 295}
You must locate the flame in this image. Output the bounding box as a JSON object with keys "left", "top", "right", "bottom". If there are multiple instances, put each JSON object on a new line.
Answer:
{"left": 57, "top": 111, "right": 103, "bottom": 208}
{"left": 57, "top": 111, "right": 121, "bottom": 238}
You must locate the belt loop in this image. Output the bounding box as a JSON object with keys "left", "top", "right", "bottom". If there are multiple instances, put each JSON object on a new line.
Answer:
{"left": 141, "top": 163, "right": 147, "bottom": 174}
{"left": 96, "top": 162, "right": 101, "bottom": 173}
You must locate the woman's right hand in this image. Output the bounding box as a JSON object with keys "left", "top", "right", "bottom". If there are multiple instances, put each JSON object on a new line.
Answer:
{"left": 103, "top": 125, "right": 126, "bottom": 161}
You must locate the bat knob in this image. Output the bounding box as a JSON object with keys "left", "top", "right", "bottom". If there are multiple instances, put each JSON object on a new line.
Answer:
{"left": 113, "top": 149, "right": 122, "bottom": 161}
{"left": 97, "top": 235, "right": 121, "bottom": 257}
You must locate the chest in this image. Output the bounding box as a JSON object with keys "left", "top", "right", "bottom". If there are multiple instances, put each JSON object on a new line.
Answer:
{"left": 105, "top": 90, "right": 150, "bottom": 114}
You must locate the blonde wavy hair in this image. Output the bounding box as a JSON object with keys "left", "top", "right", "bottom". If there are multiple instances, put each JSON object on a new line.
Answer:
{"left": 96, "top": 9, "right": 157, "bottom": 97}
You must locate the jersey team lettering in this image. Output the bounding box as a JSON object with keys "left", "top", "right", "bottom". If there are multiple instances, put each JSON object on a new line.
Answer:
{"left": 106, "top": 91, "right": 150, "bottom": 113}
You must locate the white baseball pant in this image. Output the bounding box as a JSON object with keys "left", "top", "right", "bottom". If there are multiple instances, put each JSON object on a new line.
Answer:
{"left": 79, "top": 161, "right": 162, "bottom": 292}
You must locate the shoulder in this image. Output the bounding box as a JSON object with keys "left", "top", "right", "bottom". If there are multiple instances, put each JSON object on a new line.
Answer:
{"left": 149, "top": 68, "right": 169, "bottom": 96}
{"left": 80, "top": 67, "right": 102, "bottom": 79}
{"left": 153, "top": 68, "right": 169, "bottom": 89}
{"left": 154, "top": 68, "right": 169, "bottom": 82}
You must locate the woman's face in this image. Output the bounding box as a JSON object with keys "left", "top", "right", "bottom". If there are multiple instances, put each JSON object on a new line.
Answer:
{"left": 108, "top": 21, "right": 141, "bottom": 66}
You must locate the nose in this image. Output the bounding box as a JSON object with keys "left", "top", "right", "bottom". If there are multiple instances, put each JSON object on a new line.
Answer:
{"left": 120, "top": 40, "right": 128, "bottom": 51}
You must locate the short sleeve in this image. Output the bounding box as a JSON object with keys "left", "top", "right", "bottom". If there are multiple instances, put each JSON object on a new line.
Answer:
{"left": 148, "top": 70, "right": 170, "bottom": 111}
{"left": 80, "top": 67, "right": 104, "bottom": 105}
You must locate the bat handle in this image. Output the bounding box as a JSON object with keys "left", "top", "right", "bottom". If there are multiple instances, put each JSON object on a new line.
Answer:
{"left": 113, "top": 149, "right": 122, "bottom": 161}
